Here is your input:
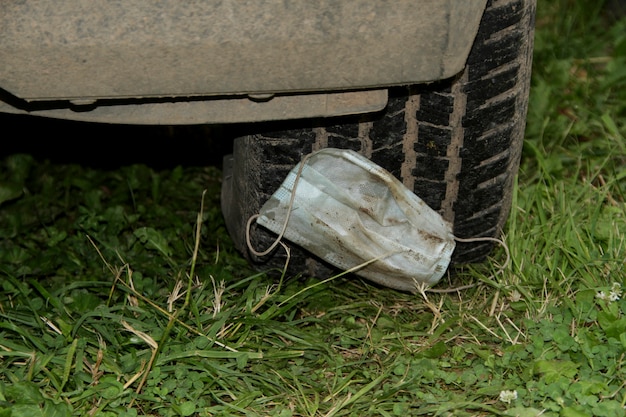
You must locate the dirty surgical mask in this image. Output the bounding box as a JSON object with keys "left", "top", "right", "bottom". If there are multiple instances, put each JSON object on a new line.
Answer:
{"left": 247, "top": 148, "right": 506, "bottom": 293}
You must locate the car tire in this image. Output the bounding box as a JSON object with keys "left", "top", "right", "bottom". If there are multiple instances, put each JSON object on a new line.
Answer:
{"left": 222, "top": 0, "right": 536, "bottom": 281}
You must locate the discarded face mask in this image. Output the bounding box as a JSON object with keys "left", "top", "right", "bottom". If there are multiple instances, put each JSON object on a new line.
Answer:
{"left": 252, "top": 148, "right": 456, "bottom": 293}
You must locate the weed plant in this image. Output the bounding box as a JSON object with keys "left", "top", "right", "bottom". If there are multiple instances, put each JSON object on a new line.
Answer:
{"left": 1, "top": 1, "right": 626, "bottom": 415}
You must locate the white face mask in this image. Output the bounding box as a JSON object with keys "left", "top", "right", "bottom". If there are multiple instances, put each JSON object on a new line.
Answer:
{"left": 252, "top": 148, "right": 456, "bottom": 293}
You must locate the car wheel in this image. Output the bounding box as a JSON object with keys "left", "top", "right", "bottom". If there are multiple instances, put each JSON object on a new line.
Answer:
{"left": 222, "top": 0, "right": 536, "bottom": 282}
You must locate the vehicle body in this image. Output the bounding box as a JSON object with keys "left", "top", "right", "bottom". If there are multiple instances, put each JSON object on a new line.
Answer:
{"left": 1, "top": 1, "right": 486, "bottom": 124}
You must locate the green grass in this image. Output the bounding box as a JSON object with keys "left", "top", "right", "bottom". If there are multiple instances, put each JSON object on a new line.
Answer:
{"left": 2, "top": 1, "right": 626, "bottom": 415}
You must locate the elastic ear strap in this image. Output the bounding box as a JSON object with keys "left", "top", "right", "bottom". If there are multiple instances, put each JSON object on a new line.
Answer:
{"left": 245, "top": 152, "right": 313, "bottom": 257}
{"left": 453, "top": 235, "right": 511, "bottom": 272}
{"left": 423, "top": 235, "right": 511, "bottom": 293}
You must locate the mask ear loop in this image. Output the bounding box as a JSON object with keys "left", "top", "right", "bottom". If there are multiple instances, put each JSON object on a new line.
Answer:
{"left": 424, "top": 235, "right": 511, "bottom": 293}
{"left": 453, "top": 235, "right": 510, "bottom": 271}
{"left": 245, "top": 153, "right": 312, "bottom": 258}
